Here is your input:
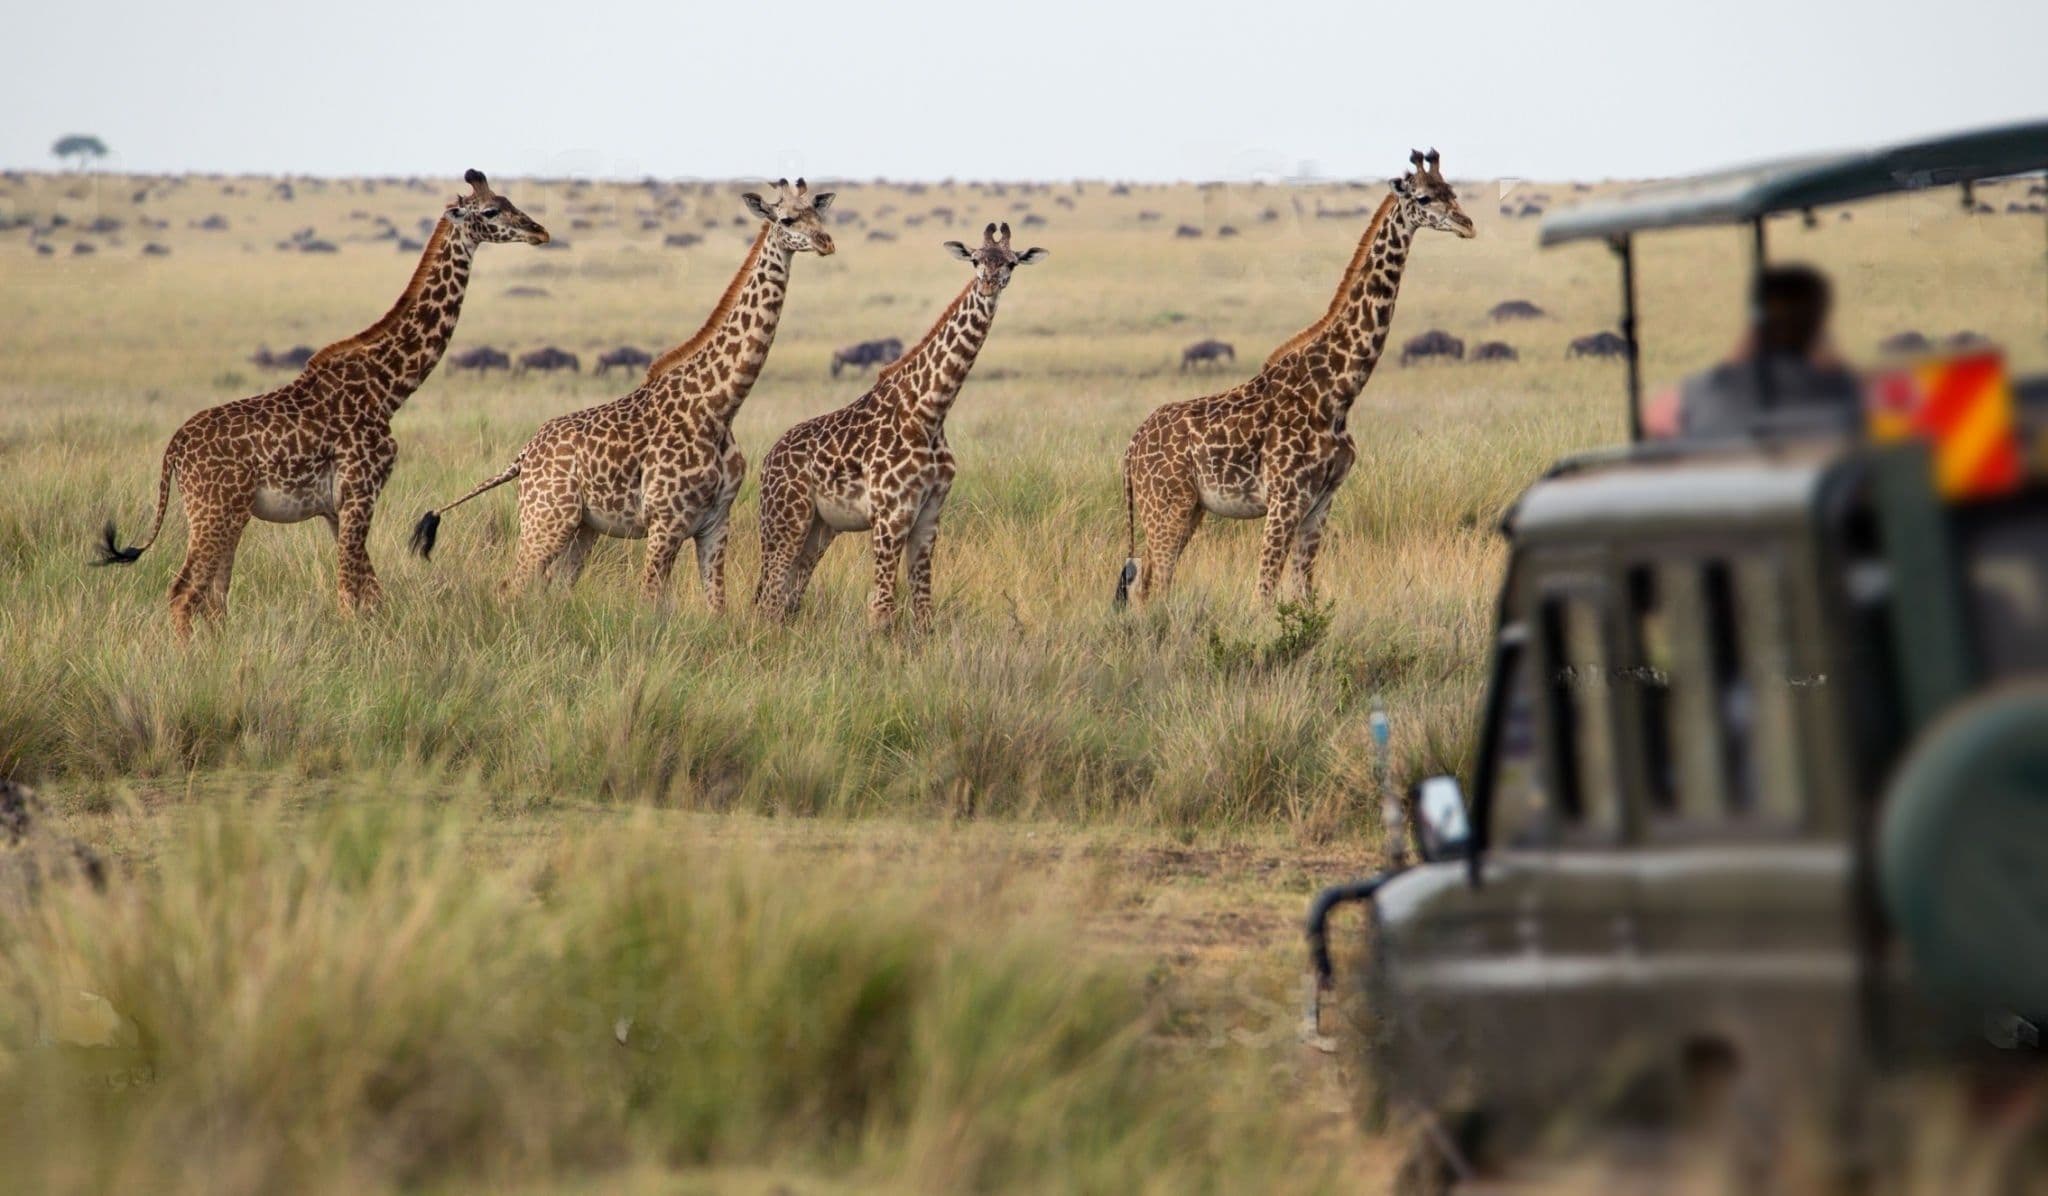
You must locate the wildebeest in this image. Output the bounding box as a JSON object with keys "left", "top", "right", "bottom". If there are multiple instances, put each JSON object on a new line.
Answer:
{"left": 1471, "top": 341, "right": 1518, "bottom": 362}
{"left": 515, "top": 346, "right": 581, "bottom": 375}
{"left": 141, "top": 242, "right": 171, "bottom": 257}
{"left": 1488, "top": 299, "right": 1546, "bottom": 321}
{"left": 1174, "top": 224, "right": 1202, "bottom": 238}
{"left": 1401, "top": 329, "right": 1465, "bottom": 365}
{"left": 830, "top": 337, "right": 905, "bottom": 379}
{"left": 249, "top": 344, "right": 316, "bottom": 371}
{"left": 663, "top": 231, "right": 703, "bottom": 248}
{"left": 450, "top": 346, "right": 512, "bottom": 373}
{"left": 504, "top": 285, "right": 550, "bottom": 299}
{"left": 1946, "top": 330, "right": 1991, "bottom": 350}
{"left": 1879, "top": 330, "right": 1931, "bottom": 355}
{"left": 1567, "top": 331, "right": 1629, "bottom": 359}
{"left": 594, "top": 345, "right": 654, "bottom": 376}
{"left": 1180, "top": 339, "right": 1236, "bottom": 371}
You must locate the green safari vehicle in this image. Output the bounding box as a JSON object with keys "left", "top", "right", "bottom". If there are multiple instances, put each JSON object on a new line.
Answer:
{"left": 1303, "top": 120, "right": 2048, "bottom": 1186}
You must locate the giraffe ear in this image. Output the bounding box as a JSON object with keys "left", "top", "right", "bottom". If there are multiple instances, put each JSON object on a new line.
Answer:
{"left": 811, "top": 192, "right": 836, "bottom": 215}
{"left": 1015, "top": 247, "right": 1048, "bottom": 265}
{"left": 1389, "top": 176, "right": 1411, "bottom": 197}
{"left": 942, "top": 240, "right": 973, "bottom": 261}
{"left": 741, "top": 192, "right": 775, "bottom": 221}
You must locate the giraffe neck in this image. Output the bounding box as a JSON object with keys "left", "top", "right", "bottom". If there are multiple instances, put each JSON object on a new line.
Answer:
{"left": 308, "top": 218, "right": 476, "bottom": 418}
{"left": 1266, "top": 193, "right": 1416, "bottom": 419}
{"left": 646, "top": 225, "right": 794, "bottom": 424}
{"left": 877, "top": 280, "right": 1000, "bottom": 429}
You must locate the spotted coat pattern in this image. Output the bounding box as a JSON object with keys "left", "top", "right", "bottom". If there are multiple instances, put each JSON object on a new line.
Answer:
{"left": 97, "top": 171, "right": 548, "bottom": 637}
{"left": 415, "top": 180, "right": 835, "bottom": 608}
{"left": 1117, "top": 150, "right": 1475, "bottom": 607}
{"left": 754, "top": 222, "right": 1046, "bottom": 631}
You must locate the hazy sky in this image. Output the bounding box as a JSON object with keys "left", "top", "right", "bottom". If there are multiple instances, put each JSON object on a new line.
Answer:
{"left": 4, "top": 0, "right": 2043, "bottom": 183}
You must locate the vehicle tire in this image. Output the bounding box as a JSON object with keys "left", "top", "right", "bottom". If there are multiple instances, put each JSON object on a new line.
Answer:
{"left": 1880, "top": 684, "right": 2048, "bottom": 1021}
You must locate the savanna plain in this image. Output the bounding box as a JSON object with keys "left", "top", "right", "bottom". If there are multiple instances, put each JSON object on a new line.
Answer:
{"left": 3, "top": 165, "right": 2044, "bottom": 1193}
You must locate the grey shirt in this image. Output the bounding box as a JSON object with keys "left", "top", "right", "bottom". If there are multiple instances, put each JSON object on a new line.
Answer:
{"left": 1678, "top": 355, "right": 1864, "bottom": 439}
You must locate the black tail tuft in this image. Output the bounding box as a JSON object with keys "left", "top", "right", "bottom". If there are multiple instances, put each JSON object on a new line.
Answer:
{"left": 409, "top": 510, "right": 442, "bottom": 560}
{"left": 1114, "top": 559, "right": 1138, "bottom": 610}
{"left": 92, "top": 521, "right": 143, "bottom": 566}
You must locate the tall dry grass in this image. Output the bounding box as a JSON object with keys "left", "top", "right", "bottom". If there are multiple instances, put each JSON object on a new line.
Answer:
{"left": 0, "top": 793, "right": 1352, "bottom": 1195}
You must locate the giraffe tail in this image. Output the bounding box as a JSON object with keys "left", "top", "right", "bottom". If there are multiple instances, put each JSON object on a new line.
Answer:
{"left": 411, "top": 461, "right": 522, "bottom": 561}
{"left": 1114, "top": 466, "right": 1138, "bottom": 610}
{"left": 93, "top": 451, "right": 174, "bottom": 566}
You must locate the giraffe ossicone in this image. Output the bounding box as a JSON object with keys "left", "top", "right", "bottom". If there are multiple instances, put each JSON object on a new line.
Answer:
{"left": 95, "top": 169, "right": 549, "bottom": 638}
{"left": 411, "top": 178, "right": 834, "bottom": 610}
{"left": 753, "top": 221, "right": 1047, "bottom": 632}
{"left": 1116, "top": 149, "right": 1474, "bottom": 609}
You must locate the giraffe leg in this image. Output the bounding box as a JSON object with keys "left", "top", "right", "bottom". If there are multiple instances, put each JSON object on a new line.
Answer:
{"left": 753, "top": 477, "right": 817, "bottom": 620}
{"left": 775, "top": 518, "right": 837, "bottom": 622}
{"left": 334, "top": 491, "right": 384, "bottom": 614}
{"left": 1256, "top": 491, "right": 1310, "bottom": 604}
{"left": 549, "top": 526, "right": 600, "bottom": 588}
{"left": 505, "top": 496, "right": 583, "bottom": 595}
{"left": 1291, "top": 490, "right": 1338, "bottom": 600}
{"left": 905, "top": 487, "right": 948, "bottom": 635}
{"left": 694, "top": 509, "right": 732, "bottom": 614}
{"left": 197, "top": 513, "right": 249, "bottom": 622}
{"left": 1135, "top": 490, "right": 1202, "bottom": 606}
{"left": 168, "top": 498, "right": 241, "bottom": 639}
{"left": 866, "top": 508, "right": 916, "bottom": 630}
{"left": 639, "top": 516, "right": 688, "bottom": 604}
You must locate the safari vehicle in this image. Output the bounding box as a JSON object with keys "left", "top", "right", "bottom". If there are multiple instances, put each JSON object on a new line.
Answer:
{"left": 1303, "top": 120, "right": 2048, "bottom": 1185}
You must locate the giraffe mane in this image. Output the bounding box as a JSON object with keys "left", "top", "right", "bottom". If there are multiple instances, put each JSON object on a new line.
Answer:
{"left": 1262, "top": 191, "right": 1399, "bottom": 368}
{"left": 307, "top": 218, "right": 455, "bottom": 367}
{"left": 873, "top": 276, "right": 975, "bottom": 388}
{"left": 645, "top": 224, "right": 771, "bottom": 382}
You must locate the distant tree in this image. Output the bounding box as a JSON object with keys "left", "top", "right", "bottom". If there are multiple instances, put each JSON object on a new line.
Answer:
{"left": 52, "top": 134, "right": 109, "bottom": 170}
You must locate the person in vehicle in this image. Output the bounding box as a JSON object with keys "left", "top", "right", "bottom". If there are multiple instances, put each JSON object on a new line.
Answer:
{"left": 1643, "top": 265, "right": 1863, "bottom": 438}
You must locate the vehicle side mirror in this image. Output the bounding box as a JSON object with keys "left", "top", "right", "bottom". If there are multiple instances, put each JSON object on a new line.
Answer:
{"left": 1410, "top": 775, "right": 1472, "bottom": 862}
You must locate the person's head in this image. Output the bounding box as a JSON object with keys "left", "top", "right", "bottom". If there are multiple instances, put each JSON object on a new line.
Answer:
{"left": 1753, "top": 264, "right": 1832, "bottom": 356}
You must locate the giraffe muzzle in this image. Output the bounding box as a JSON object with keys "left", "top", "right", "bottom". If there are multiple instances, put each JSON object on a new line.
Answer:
{"left": 813, "top": 234, "right": 837, "bottom": 257}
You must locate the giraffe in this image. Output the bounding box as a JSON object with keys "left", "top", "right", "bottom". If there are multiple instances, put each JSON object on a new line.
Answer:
{"left": 753, "top": 222, "right": 1046, "bottom": 631}
{"left": 94, "top": 170, "right": 549, "bottom": 637}
{"left": 1115, "top": 149, "right": 1474, "bottom": 608}
{"left": 410, "top": 179, "right": 834, "bottom": 609}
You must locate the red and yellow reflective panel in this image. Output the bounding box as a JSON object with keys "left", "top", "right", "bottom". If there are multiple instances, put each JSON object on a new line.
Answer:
{"left": 1867, "top": 351, "right": 2024, "bottom": 500}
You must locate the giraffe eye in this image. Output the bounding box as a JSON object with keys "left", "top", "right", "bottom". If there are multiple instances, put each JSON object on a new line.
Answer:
{"left": 1416, "top": 196, "right": 1434, "bottom": 206}
{"left": 480, "top": 207, "right": 501, "bottom": 218}
{"left": 779, "top": 216, "right": 796, "bottom": 226}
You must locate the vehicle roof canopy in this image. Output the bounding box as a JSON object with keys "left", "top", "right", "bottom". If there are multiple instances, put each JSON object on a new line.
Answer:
{"left": 1541, "top": 120, "right": 2048, "bottom": 247}
{"left": 1508, "top": 447, "right": 1843, "bottom": 544}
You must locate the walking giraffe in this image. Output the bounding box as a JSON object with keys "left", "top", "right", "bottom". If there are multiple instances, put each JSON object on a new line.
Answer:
{"left": 410, "top": 179, "right": 835, "bottom": 607}
{"left": 95, "top": 170, "right": 549, "bottom": 637}
{"left": 1116, "top": 149, "right": 1474, "bottom": 607}
{"left": 753, "top": 222, "right": 1047, "bottom": 631}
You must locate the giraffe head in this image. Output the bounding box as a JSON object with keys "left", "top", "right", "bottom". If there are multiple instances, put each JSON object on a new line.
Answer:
{"left": 943, "top": 222, "right": 1048, "bottom": 296}
{"left": 445, "top": 169, "right": 551, "bottom": 245}
{"left": 1389, "top": 149, "right": 1475, "bottom": 239}
{"left": 741, "top": 177, "right": 837, "bottom": 256}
